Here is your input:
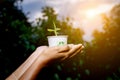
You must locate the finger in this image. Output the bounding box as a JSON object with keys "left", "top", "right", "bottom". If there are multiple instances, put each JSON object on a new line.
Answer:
{"left": 66, "top": 44, "right": 83, "bottom": 57}
{"left": 69, "top": 45, "right": 84, "bottom": 58}
{"left": 52, "top": 45, "right": 70, "bottom": 53}
{"left": 68, "top": 44, "right": 74, "bottom": 49}
{"left": 35, "top": 46, "right": 48, "bottom": 53}
{"left": 36, "top": 46, "right": 48, "bottom": 50}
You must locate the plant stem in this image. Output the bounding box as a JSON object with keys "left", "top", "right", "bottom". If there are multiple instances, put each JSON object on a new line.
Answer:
{"left": 53, "top": 21, "right": 57, "bottom": 36}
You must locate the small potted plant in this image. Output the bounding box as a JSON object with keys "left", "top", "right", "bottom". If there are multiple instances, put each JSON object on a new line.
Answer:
{"left": 47, "top": 22, "right": 68, "bottom": 47}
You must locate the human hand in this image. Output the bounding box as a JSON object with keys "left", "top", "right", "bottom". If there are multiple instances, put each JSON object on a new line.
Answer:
{"left": 36, "top": 44, "right": 84, "bottom": 66}
{"left": 15, "top": 44, "right": 84, "bottom": 80}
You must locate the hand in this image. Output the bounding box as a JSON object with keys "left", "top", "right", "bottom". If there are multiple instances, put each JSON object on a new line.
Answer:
{"left": 6, "top": 44, "right": 84, "bottom": 80}
{"left": 36, "top": 44, "right": 84, "bottom": 66}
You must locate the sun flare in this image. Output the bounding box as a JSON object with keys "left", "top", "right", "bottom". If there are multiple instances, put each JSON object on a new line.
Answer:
{"left": 85, "top": 9, "right": 99, "bottom": 19}
{"left": 85, "top": 4, "right": 113, "bottom": 19}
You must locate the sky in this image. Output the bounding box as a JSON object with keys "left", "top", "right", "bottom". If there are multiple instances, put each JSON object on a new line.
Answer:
{"left": 21, "top": 0, "right": 120, "bottom": 41}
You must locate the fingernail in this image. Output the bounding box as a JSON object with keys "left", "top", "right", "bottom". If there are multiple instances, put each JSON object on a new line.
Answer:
{"left": 81, "top": 46, "right": 84, "bottom": 49}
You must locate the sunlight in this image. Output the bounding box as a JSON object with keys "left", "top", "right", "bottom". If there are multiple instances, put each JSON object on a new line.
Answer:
{"left": 85, "top": 4, "right": 113, "bottom": 19}
{"left": 72, "top": 4, "right": 114, "bottom": 41}
{"left": 85, "top": 9, "right": 100, "bottom": 19}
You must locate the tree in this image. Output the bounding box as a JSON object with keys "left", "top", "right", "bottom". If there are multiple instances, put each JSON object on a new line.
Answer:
{"left": 90, "top": 3, "right": 120, "bottom": 79}
{"left": 0, "top": 0, "right": 35, "bottom": 79}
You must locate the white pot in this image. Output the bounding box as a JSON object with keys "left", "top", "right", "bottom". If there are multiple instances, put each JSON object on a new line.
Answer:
{"left": 47, "top": 35, "right": 68, "bottom": 47}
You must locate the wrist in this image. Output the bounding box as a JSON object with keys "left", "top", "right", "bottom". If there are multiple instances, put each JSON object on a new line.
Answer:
{"left": 37, "top": 55, "right": 50, "bottom": 68}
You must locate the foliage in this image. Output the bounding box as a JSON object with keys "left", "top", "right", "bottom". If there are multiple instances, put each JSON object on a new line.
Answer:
{"left": 0, "top": 0, "right": 35, "bottom": 79}
{"left": 89, "top": 3, "right": 120, "bottom": 80}
{"left": 1, "top": 0, "right": 120, "bottom": 80}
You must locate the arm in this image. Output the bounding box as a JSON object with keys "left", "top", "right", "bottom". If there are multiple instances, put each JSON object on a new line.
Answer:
{"left": 20, "top": 44, "right": 83, "bottom": 80}
{"left": 6, "top": 46, "right": 48, "bottom": 80}
{"left": 6, "top": 44, "right": 84, "bottom": 80}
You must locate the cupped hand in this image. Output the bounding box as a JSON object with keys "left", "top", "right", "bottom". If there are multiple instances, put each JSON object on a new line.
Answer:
{"left": 36, "top": 44, "right": 84, "bottom": 65}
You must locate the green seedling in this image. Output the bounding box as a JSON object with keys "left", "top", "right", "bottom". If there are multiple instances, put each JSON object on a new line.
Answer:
{"left": 47, "top": 22, "right": 61, "bottom": 36}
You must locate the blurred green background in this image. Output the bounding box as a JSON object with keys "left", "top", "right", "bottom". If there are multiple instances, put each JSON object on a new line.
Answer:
{"left": 0, "top": 0, "right": 120, "bottom": 80}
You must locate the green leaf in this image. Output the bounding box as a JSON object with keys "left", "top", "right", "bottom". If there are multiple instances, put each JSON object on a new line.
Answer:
{"left": 56, "top": 28, "right": 61, "bottom": 31}
{"left": 47, "top": 29, "right": 54, "bottom": 32}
